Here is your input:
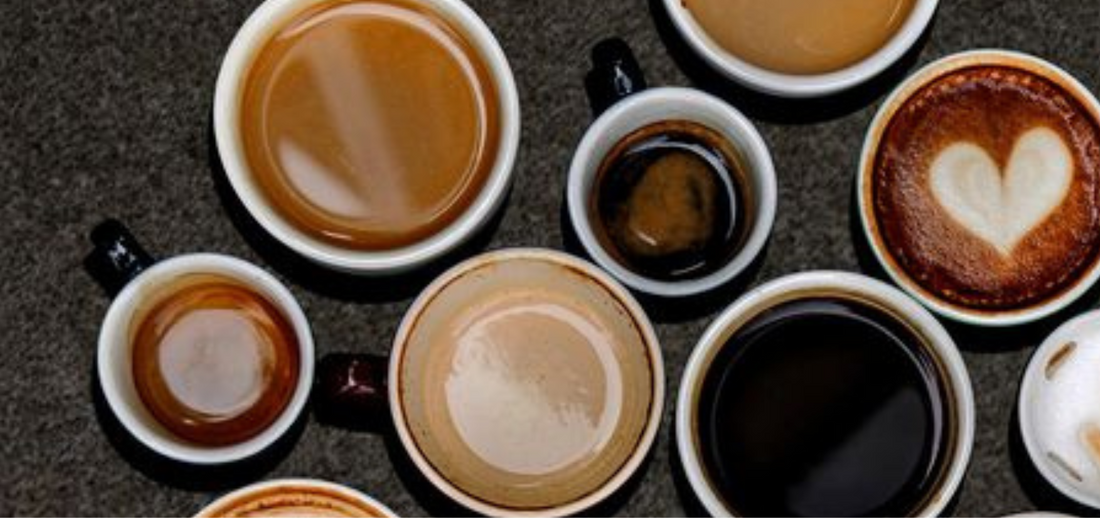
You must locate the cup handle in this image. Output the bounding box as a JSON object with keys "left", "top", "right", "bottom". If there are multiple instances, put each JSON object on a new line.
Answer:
{"left": 584, "top": 37, "right": 648, "bottom": 117}
{"left": 315, "top": 353, "right": 389, "bottom": 430}
{"left": 84, "top": 219, "right": 156, "bottom": 296}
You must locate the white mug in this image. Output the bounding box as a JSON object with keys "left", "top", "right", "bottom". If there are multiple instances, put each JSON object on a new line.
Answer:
{"left": 213, "top": 0, "right": 521, "bottom": 275}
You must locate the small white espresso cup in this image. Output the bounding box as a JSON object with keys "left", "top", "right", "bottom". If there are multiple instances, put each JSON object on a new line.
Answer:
{"left": 676, "top": 271, "right": 974, "bottom": 516}
{"left": 660, "top": 0, "right": 939, "bottom": 98}
{"left": 88, "top": 222, "right": 314, "bottom": 465}
{"left": 567, "top": 86, "right": 777, "bottom": 298}
{"left": 213, "top": 0, "right": 520, "bottom": 275}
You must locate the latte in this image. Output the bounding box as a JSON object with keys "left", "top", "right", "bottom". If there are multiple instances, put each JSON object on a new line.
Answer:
{"left": 867, "top": 58, "right": 1100, "bottom": 312}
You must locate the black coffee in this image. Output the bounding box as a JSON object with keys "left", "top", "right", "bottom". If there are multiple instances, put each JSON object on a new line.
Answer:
{"left": 590, "top": 121, "right": 748, "bottom": 281}
{"left": 697, "top": 297, "right": 951, "bottom": 516}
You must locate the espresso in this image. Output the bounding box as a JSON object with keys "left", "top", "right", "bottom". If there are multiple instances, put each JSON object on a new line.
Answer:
{"left": 131, "top": 276, "right": 299, "bottom": 446}
{"left": 684, "top": 0, "right": 914, "bottom": 74}
{"left": 199, "top": 483, "right": 391, "bottom": 517}
{"left": 241, "top": 0, "right": 499, "bottom": 250}
{"left": 872, "top": 65, "right": 1100, "bottom": 310}
{"left": 590, "top": 121, "right": 749, "bottom": 281}
{"left": 697, "top": 297, "right": 951, "bottom": 516}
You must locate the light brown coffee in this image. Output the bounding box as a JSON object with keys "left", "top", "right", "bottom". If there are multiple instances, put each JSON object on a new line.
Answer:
{"left": 870, "top": 64, "right": 1100, "bottom": 311}
{"left": 684, "top": 0, "right": 915, "bottom": 75}
{"left": 240, "top": 0, "right": 500, "bottom": 250}
{"left": 197, "top": 482, "right": 391, "bottom": 517}
{"left": 131, "top": 275, "right": 300, "bottom": 445}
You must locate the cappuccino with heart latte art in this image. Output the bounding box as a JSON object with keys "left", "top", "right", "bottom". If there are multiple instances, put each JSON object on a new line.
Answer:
{"left": 867, "top": 57, "right": 1100, "bottom": 313}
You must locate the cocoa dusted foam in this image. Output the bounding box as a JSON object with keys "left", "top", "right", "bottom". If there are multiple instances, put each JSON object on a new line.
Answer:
{"left": 872, "top": 65, "right": 1100, "bottom": 311}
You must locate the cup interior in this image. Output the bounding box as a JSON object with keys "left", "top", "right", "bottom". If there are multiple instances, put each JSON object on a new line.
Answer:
{"left": 675, "top": 271, "right": 974, "bottom": 516}
{"left": 857, "top": 50, "right": 1100, "bottom": 327}
{"left": 97, "top": 254, "right": 314, "bottom": 464}
{"left": 388, "top": 249, "right": 664, "bottom": 516}
{"left": 567, "top": 87, "right": 776, "bottom": 298}
{"left": 196, "top": 478, "right": 397, "bottom": 517}
{"left": 213, "top": 0, "right": 520, "bottom": 274}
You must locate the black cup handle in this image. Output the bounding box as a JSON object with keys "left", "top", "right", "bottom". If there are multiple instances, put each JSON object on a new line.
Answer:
{"left": 584, "top": 37, "right": 648, "bottom": 117}
{"left": 314, "top": 353, "right": 389, "bottom": 431}
{"left": 84, "top": 219, "right": 156, "bottom": 297}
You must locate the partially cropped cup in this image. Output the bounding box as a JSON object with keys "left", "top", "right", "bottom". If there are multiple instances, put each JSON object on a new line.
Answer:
{"left": 214, "top": 0, "right": 520, "bottom": 275}
{"left": 197, "top": 478, "right": 397, "bottom": 517}
{"left": 85, "top": 220, "right": 314, "bottom": 464}
{"left": 567, "top": 39, "right": 777, "bottom": 299}
{"left": 858, "top": 50, "right": 1100, "bottom": 326}
{"left": 314, "top": 249, "right": 665, "bottom": 516}
{"left": 677, "top": 271, "right": 974, "bottom": 516}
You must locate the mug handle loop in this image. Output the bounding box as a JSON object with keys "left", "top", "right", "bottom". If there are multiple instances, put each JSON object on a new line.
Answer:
{"left": 585, "top": 37, "right": 648, "bottom": 117}
{"left": 315, "top": 353, "right": 389, "bottom": 430}
{"left": 85, "top": 219, "right": 156, "bottom": 296}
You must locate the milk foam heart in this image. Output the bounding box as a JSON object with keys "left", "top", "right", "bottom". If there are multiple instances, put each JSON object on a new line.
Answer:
{"left": 930, "top": 127, "right": 1072, "bottom": 255}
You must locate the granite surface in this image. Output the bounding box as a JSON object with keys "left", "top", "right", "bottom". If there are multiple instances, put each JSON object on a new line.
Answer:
{"left": 5, "top": 0, "right": 1100, "bottom": 515}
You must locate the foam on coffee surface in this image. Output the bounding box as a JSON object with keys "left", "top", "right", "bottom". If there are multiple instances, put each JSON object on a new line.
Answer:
{"left": 198, "top": 483, "right": 391, "bottom": 517}
{"left": 872, "top": 65, "right": 1100, "bottom": 310}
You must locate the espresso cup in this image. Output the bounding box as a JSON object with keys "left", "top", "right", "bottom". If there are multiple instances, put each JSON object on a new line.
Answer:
{"left": 1019, "top": 311, "right": 1100, "bottom": 510}
{"left": 213, "top": 0, "right": 520, "bottom": 275}
{"left": 196, "top": 478, "right": 397, "bottom": 517}
{"left": 676, "top": 271, "right": 974, "bottom": 516}
{"left": 567, "top": 39, "right": 776, "bottom": 299}
{"left": 86, "top": 220, "right": 314, "bottom": 464}
{"left": 857, "top": 50, "right": 1100, "bottom": 327}
{"left": 659, "top": 0, "right": 938, "bottom": 97}
{"left": 314, "top": 248, "right": 664, "bottom": 516}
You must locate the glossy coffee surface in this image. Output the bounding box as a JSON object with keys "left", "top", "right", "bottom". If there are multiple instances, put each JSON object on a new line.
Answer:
{"left": 684, "top": 0, "right": 914, "bottom": 74}
{"left": 198, "top": 482, "right": 391, "bottom": 517}
{"left": 698, "top": 297, "right": 951, "bottom": 516}
{"left": 131, "top": 275, "right": 300, "bottom": 446}
{"left": 398, "top": 256, "right": 655, "bottom": 510}
{"left": 241, "top": 0, "right": 499, "bottom": 250}
{"left": 872, "top": 64, "right": 1100, "bottom": 311}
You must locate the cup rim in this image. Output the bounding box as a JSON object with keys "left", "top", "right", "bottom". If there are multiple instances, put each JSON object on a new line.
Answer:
{"left": 195, "top": 478, "right": 398, "bottom": 517}
{"left": 386, "top": 248, "right": 665, "bottom": 516}
{"left": 212, "top": 0, "right": 521, "bottom": 275}
{"left": 97, "top": 253, "right": 314, "bottom": 465}
{"left": 1018, "top": 310, "right": 1100, "bottom": 510}
{"left": 675, "top": 270, "right": 975, "bottom": 516}
{"left": 856, "top": 49, "right": 1100, "bottom": 327}
{"left": 660, "top": 0, "right": 939, "bottom": 98}
{"left": 566, "top": 87, "right": 777, "bottom": 298}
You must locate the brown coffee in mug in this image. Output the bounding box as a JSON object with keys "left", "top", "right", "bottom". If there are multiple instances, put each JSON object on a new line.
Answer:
{"left": 240, "top": 0, "right": 500, "bottom": 250}
{"left": 130, "top": 274, "right": 300, "bottom": 446}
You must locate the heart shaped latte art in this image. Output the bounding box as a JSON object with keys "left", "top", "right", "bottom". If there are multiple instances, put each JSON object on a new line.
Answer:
{"left": 930, "top": 127, "right": 1073, "bottom": 255}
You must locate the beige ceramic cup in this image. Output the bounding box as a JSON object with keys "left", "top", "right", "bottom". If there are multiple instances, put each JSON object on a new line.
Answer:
{"left": 196, "top": 479, "right": 397, "bottom": 517}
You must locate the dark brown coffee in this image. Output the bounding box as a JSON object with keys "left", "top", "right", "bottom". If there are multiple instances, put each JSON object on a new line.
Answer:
{"left": 872, "top": 64, "right": 1100, "bottom": 310}
{"left": 240, "top": 0, "right": 500, "bottom": 250}
{"left": 131, "top": 276, "right": 300, "bottom": 446}
{"left": 589, "top": 120, "right": 749, "bottom": 281}
{"left": 697, "top": 297, "right": 952, "bottom": 516}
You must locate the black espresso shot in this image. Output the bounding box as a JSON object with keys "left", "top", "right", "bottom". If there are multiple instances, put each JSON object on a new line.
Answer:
{"left": 697, "top": 297, "right": 953, "bottom": 516}
{"left": 589, "top": 120, "right": 749, "bottom": 281}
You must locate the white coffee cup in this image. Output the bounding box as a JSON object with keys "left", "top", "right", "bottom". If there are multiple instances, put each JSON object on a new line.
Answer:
{"left": 660, "top": 0, "right": 939, "bottom": 98}
{"left": 567, "top": 86, "right": 776, "bottom": 298}
{"left": 213, "top": 0, "right": 521, "bottom": 275}
{"left": 196, "top": 478, "right": 397, "bottom": 517}
{"left": 89, "top": 222, "right": 314, "bottom": 465}
{"left": 676, "top": 271, "right": 975, "bottom": 516}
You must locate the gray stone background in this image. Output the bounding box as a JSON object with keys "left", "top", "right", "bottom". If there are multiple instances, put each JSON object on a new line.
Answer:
{"left": 4, "top": 0, "right": 1100, "bottom": 515}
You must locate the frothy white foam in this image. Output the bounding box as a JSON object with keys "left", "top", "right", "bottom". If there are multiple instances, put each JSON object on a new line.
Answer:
{"left": 930, "top": 127, "right": 1072, "bottom": 255}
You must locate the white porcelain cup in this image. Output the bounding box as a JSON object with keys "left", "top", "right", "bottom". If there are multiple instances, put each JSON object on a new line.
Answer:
{"left": 213, "top": 0, "right": 520, "bottom": 275}
{"left": 660, "top": 0, "right": 939, "bottom": 98}
{"left": 676, "top": 271, "right": 975, "bottom": 516}
{"left": 196, "top": 478, "right": 397, "bottom": 517}
{"left": 566, "top": 86, "right": 777, "bottom": 298}
{"left": 89, "top": 222, "right": 313, "bottom": 465}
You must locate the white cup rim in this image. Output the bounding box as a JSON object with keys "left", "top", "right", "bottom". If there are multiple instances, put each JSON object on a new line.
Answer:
{"left": 1018, "top": 310, "right": 1100, "bottom": 509}
{"left": 675, "top": 270, "right": 975, "bottom": 516}
{"left": 212, "top": 0, "right": 521, "bottom": 275}
{"left": 660, "top": 0, "right": 939, "bottom": 98}
{"left": 197, "top": 478, "right": 398, "bottom": 517}
{"left": 856, "top": 49, "right": 1100, "bottom": 327}
{"left": 385, "top": 248, "right": 665, "bottom": 516}
{"left": 566, "top": 87, "right": 777, "bottom": 298}
{"left": 97, "top": 253, "right": 314, "bottom": 465}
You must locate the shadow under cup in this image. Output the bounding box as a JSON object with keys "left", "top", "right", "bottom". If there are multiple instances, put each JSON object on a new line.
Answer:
{"left": 676, "top": 272, "right": 974, "bottom": 517}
